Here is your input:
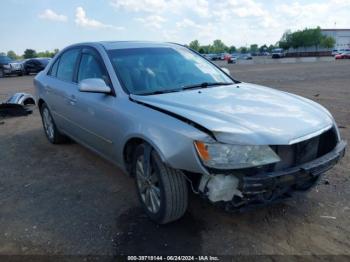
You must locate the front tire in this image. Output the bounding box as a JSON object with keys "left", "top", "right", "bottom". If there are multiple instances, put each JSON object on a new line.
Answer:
{"left": 0, "top": 69, "right": 4, "bottom": 78}
{"left": 40, "top": 103, "right": 68, "bottom": 144}
{"left": 133, "top": 144, "right": 188, "bottom": 224}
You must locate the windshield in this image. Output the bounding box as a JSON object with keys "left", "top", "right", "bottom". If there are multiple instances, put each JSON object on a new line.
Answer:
{"left": 0, "top": 56, "right": 12, "bottom": 63}
{"left": 108, "top": 47, "right": 234, "bottom": 95}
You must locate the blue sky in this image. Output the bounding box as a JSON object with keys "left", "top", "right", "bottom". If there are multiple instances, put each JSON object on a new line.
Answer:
{"left": 1, "top": 0, "right": 350, "bottom": 54}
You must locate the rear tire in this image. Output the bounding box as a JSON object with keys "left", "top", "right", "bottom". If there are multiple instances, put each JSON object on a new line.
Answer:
{"left": 40, "top": 103, "right": 68, "bottom": 144}
{"left": 133, "top": 144, "right": 188, "bottom": 224}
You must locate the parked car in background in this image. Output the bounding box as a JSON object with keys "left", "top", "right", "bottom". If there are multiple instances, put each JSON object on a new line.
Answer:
{"left": 227, "top": 54, "right": 238, "bottom": 64}
{"left": 209, "top": 53, "right": 220, "bottom": 61}
{"left": 35, "top": 41, "right": 346, "bottom": 224}
{"left": 331, "top": 49, "right": 341, "bottom": 56}
{"left": 238, "top": 53, "right": 252, "bottom": 60}
{"left": 23, "top": 58, "right": 51, "bottom": 75}
{"left": 335, "top": 51, "right": 350, "bottom": 59}
{"left": 202, "top": 54, "right": 211, "bottom": 60}
{"left": 272, "top": 48, "right": 285, "bottom": 58}
{"left": 224, "top": 53, "right": 231, "bottom": 61}
{"left": 0, "top": 55, "right": 23, "bottom": 77}
{"left": 219, "top": 53, "right": 231, "bottom": 61}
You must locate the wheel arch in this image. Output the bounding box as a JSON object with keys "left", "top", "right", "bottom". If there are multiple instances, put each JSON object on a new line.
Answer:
{"left": 37, "top": 98, "right": 46, "bottom": 112}
{"left": 122, "top": 135, "right": 167, "bottom": 176}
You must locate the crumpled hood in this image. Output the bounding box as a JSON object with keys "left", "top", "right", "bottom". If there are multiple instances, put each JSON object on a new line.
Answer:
{"left": 131, "top": 83, "right": 334, "bottom": 145}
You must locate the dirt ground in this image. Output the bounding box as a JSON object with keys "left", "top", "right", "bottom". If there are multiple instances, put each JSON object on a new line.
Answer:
{"left": 0, "top": 60, "right": 349, "bottom": 257}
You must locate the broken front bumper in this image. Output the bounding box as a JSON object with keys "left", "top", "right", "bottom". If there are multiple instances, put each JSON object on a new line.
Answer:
{"left": 220, "top": 140, "right": 347, "bottom": 210}
{"left": 241, "top": 140, "right": 346, "bottom": 195}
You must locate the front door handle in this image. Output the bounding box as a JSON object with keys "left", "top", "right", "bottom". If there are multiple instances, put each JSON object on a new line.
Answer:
{"left": 44, "top": 85, "right": 51, "bottom": 93}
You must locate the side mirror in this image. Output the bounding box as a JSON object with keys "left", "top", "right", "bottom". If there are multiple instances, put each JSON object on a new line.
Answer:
{"left": 221, "top": 67, "right": 231, "bottom": 76}
{"left": 78, "top": 78, "right": 111, "bottom": 94}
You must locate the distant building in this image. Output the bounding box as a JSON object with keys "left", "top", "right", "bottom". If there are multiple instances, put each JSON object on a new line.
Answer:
{"left": 321, "top": 29, "right": 350, "bottom": 50}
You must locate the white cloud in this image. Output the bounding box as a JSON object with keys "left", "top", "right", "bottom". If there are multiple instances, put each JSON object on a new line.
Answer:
{"left": 275, "top": 0, "right": 350, "bottom": 30}
{"left": 75, "top": 6, "right": 124, "bottom": 30}
{"left": 175, "top": 19, "right": 216, "bottom": 42}
{"left": 225, "top": 0, "right": 265, "bottom": 18}
{"left": 135, "top": 15, "right": 166, "bottom": 29}
{"left": 110, "top": 0, "right": 167, "bottom": 13}
{"left": 38, "top": 9, "right": 68, "bottom": 22}
{"left": 176, "top": 18, "right": 201, "bottom": 29}
{"left": 109, "top": 0, "right": 350, "bottom": 47}
{"left": 110, "top": 0, "right": 210, "bottom": 17}
{"left": 185, "top": 0, "right": 210, "bottom": 18}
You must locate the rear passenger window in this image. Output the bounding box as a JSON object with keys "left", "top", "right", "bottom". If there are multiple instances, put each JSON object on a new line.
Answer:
{"left": 56, "top": 49, "right": 80, "bottom": 82}
{"left": 49, "top": 58, "right": 60, "bottom": 77}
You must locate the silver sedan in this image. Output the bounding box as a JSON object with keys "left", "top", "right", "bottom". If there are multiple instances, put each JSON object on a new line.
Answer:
{"left": 34, "top": 41, "right": 346, "bottom": 224}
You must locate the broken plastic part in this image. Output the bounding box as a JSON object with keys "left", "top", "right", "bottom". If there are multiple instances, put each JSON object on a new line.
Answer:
{"left": 6, "top": 93, "right": 36, "bottom": 106}
{"left": 199, "top": 174, "right": 243, "bottom": 202}
{"left": 0, "top": 93, "right": 35, "bottom": 117}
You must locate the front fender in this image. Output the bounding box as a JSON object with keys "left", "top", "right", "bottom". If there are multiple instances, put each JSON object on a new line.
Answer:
{"left": 117, "top": 100, "right": 211, "bottom": 175}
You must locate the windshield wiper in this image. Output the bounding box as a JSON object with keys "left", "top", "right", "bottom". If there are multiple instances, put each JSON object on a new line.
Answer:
{"left": 137, "top": 88, "right": 181, "bottom": 96}
{"left": 136, "top": 82, "right": 234, "bottom": 95}
{"left": 181, "top": 82, "right": 233, "bottom": 90}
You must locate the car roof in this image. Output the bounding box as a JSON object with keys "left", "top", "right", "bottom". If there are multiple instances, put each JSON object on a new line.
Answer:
{"left": 97, "top": 41, "right": 180, "bottom": 50}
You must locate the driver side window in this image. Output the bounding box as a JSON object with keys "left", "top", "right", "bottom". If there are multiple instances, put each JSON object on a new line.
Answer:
{"left": 77, "top": 53, "right": 109, "bottom": 85}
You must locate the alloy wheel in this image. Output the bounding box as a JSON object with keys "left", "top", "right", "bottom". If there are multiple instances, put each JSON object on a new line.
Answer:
{"left": 42, "top": 108, "right": 54, "bottom": 140}
{"left": 136, "top": 154, "right": 161, "bottom": 214}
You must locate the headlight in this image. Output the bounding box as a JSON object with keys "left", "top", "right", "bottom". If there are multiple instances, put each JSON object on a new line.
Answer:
{"left": 194, "top": 141, "right": 280, "bottom": 169}
{"left": 3, "top": 65, "right": 10, "bottom": 69}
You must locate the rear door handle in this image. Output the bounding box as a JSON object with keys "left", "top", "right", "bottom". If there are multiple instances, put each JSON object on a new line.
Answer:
{"left": 68, "top": 95, "right": 77, "bottom": 105}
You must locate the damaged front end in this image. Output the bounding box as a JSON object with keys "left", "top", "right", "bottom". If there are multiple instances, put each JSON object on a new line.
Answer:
{"left": 195, "top": 126, "right": 346, "bottom": 211}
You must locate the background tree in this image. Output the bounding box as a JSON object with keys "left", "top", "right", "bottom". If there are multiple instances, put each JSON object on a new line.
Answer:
{"left": 189, "top": 40, "right": 200, "bottom": 52}
{"left": 320, "top": 36, "right": 335, "bottom": 48}
{"left": 212, "top": 39, "right": 228, "bottom": 53}
{"left": 239, "top": 46, "right": 248, "bottom": 53}
{"left": 278, "top": 30, "right": 292, "bottom": 49}
{"left": 37, "top": 50, "right": 58, "bottom": 58}
{"left": 268, "top": 44, "right": 276, "bottom": 52}
{"left": 249, "top": 44, "right": 258, "bottom": 53}
{"left": 23, "top": 49, "right": 37, "bottom": 59}
{"left": 278, "top": 27, "right": 335, "bottom": 50}
{"left": 7, "top": 50, "right": 18, "bottom": 60}
{"left": 228, "top": 45, "right": 237, "bottom": 53}
{"left": 259, "top": 44, "right": 268, "bottom": 53}
{"left": 200, "top": 45, "right": 211, "bottom": 54}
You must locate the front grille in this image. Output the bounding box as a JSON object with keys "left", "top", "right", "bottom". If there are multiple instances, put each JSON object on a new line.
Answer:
{"left": 272, "top": 127, "right": 338, "bottom": 171}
